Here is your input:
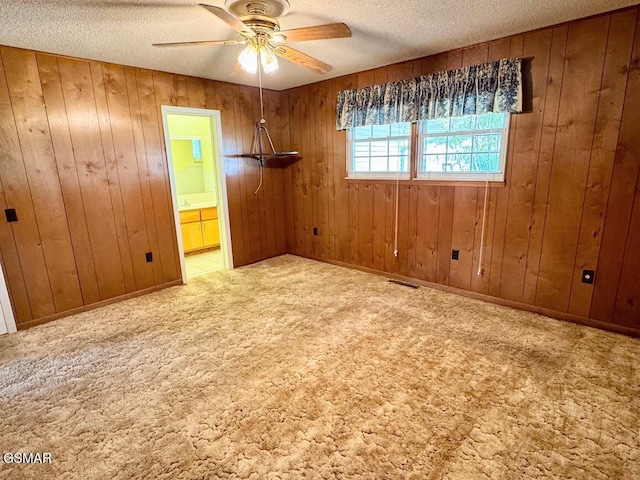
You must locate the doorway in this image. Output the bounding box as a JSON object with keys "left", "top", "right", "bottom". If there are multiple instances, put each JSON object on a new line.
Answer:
{"left": 161, "top": 106, "right": 233, "bottom": 282}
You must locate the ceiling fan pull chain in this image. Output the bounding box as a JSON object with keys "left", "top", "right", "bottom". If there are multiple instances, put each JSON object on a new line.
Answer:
{"left": 253, "top": 52, "right": 266, "bottom": 195}
{"left": 258, "top": 52, "right": 265, "bottom": 122}
{"left": 394, "top": 177, "right": 399, "bottom": 258}
{"left": 252, "top": 125, "right": 265, "bottom": 195}
{"left": 254, "top": 161, "right": 264, "bottom": 195}
{"left": 261, "top": 124, "right": 277, "bottom": 153}
{"left": 477, "top": 179, "right": 490, "bottom": 276}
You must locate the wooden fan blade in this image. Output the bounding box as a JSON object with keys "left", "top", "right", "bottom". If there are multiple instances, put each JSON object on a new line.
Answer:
{"left": 153, "top": 39, "right": 245, "bottom": 47}
{"left": 272, "top": 45, "right": 332, "bottom": 74}
{"left": 278, "top": 23, "right": 351, "bottom": 42}
{"left": 199, "top": 3, "right": 255, "bottom": 37}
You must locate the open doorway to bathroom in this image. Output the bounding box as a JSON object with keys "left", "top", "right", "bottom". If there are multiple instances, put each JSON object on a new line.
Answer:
{"left": 161, "top": 106, "right": 233, "bottom": 282}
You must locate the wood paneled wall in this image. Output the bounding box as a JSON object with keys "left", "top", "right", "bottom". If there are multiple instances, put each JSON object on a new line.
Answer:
{"left": 281, "top": 7, "right": 640, "bottom": 333}
{"left": 0, "top": 46, "right": 286, "bottom": 329}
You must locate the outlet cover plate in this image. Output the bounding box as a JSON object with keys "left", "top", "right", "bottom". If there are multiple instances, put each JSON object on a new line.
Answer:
{"left": 5, "top": 208, "right": 17, "bottom": 223}
{"left": 582, "top": 269, "right": 595, "bottom": 284}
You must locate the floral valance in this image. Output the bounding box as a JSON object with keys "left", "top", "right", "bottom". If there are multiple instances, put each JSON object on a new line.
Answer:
{"left": 336, "top": 58, "right": 522, "bottom": 130}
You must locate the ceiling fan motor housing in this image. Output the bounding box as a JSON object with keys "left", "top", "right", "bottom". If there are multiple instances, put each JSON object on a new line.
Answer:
{"left": 225, "top": 0, "right": 290, "bottom": 18}
{"left": 240, "top": 14, "right": 281, "bottom": 35}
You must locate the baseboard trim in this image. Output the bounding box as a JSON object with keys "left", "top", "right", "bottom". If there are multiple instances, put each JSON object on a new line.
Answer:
{"left": 17, "top": 280, "right": 183, "bottom": 331}
{"left": 292, "top": 253, "right": 640, "bottom": 339}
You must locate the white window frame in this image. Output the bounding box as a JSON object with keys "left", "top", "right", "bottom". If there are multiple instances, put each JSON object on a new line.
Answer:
{"left": 346, "top": 124, "right": 412, "bottom": 180}
{"left": 416, "top": 113, "right": 510, "bottom": 182}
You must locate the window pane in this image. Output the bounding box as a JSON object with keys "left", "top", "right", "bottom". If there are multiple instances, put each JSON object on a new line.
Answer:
{"left": 471, "top": 153, "right": 500, "bottom": 172}
{"left": 354, "top": 143, "right": 370, "bottom": 157}
{"left": 425, "top": 137, "right": 447, "bottom": 154}
{"left": 474, "top": 134, "right": 488, "bottom": 152}
{"left": 450, "top": 153, "right": 472, "bottom": 171}
{"left": 442, "top": 155, "right": 458, "bottom": 171}
{"left": 390, "top": 122, "right": 411, "bottom": 136}
{"left": 487, "top": 134, "right": 500, "bottom": 152}
{"left": 370, "top": 157, "right": 388, "bottom": 172}
{"left": 473, "top": 134, "right": 497, "bottom": 152}
{"left": 353, "top": 158, "right": 370, "bottom": 172}
{"left": 371, "top": 124, "right": 391, "bottom": 138}
{"left": 370, "top": 141, "right": 388, "bottom": 157}
{"left": 423, "top": 154, "right": 448, "bottom": 172}
{"left": 387, "top": 156, "right": 409, "bottom": 172}
{"left": 450, "top": 116, "right": 474, "bottom": 131}
{"left": 426, "top": 118, "right": 449, "bottom": 133}
{"left": 389, "top": 139, "right": 409, "bottom": 156}
{"left": 448, "top": 135, "right": 472, "bottom": 153}
{"left": 489, "top": 152, "right": 500, "bottom": 170}
{"left": 475, "top": 113, "right": 492, "bottom": 130}
{"left": 473, "top": 112, "right": 505, "bottom": 130}
{"left": 353, "top": 126, "right": 372, "bottom": 140}
{"left": 489, "top": 113, "right": 505, "bottom": 129}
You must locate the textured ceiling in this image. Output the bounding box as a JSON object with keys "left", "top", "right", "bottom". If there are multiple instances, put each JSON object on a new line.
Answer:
{"left": 0, "top": 0, "right": 638, "bottom": 90}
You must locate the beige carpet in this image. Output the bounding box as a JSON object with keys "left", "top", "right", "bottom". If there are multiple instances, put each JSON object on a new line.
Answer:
{"left": 0, "top": 255, "right": 638, "bottom": 479}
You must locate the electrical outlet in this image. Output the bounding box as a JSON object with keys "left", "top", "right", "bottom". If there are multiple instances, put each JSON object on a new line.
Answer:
{"left": 452, "top": 249, "right": 459, "bottom": 260}
{"left": 582, "top": 269, "right": 595, "bottom": 284}
{"left": 145, "top": 252, "right": 153, "bottom": 263}
{"left": 313, "top": 227, "right": 318, "bottom": 236}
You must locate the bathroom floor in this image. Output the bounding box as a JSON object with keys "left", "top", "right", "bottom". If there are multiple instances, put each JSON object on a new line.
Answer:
{"left": 185, "top": 249, "right": 225, "bottom": 279}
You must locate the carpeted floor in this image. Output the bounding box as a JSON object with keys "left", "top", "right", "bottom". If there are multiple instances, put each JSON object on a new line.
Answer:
{"left": 0, "top": 255, "right": 638, "bottom": 479}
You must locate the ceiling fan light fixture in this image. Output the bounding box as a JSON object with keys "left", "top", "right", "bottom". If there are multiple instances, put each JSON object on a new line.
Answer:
{"left": 260, "top": 45, "right": 279, "bottom": 74}
{"left": 238, "top": 44, "right": 259, "bottom": 74}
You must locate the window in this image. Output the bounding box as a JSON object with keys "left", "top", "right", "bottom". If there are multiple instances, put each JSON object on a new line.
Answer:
{"left": 348, "top": 122, "right": 411, "bottom": 179}
{"left": 346, "top": 112, "right": 510, "bottom": 182}
{"left": 417, "top": 112, "right": 509, "bottom": 181}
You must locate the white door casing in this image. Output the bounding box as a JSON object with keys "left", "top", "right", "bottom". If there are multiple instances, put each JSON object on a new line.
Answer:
{"left": 0, "top": 261, "right": 17, "bottom": 334}
{"left": 161, "top": 106, "right": 234, "bottom": 283}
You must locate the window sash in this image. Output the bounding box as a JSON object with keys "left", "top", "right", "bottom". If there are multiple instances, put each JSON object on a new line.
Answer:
{"left": 416, "top": 114, "right": 510, "bottom": 181}
{"left": 347, "top": 128, "right": 411, "bottom": 178}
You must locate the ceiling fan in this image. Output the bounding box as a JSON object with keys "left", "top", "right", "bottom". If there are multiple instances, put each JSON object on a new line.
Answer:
{"left": 153, "top": 0, "right": 352, "bottom": 74}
